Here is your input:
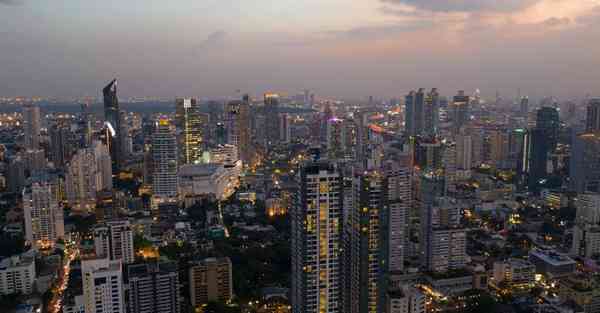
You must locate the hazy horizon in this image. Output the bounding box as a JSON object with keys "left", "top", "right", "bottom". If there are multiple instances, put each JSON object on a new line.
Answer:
{"left": 1, "top": 0, "right": 599, "bottom": 99}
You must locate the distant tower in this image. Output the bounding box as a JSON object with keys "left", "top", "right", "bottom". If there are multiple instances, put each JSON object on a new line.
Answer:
{"left": 226, "top": 95, "right": 251, "bottom": 163}
{"left": 586, "top": 99, "right": 600, "bottom": 133}
{"left": 451, "top": 90, "right": 470, "bottom": 134}
{"left": 152, "top": 117, "right": 178, "bottom": 198}
{"left": 404, "top": 88, "right": 425, "bottom": 137}
{"left": 264, "top": 93, "right": 281, "bottom": 147}
{"left": 175, "top": 98, "right": 203, "bottom": 165}
{"left": 103, "top": 79, "right": 122, "bottom": 169}
{"left": 22, "top": 103, "right": 41, "bottom": 150}
{"left": 424, "top": 88, "right": 440, "bottom": 137}
{"left": 520, "top": 96, "right": 529, "bottom": 117}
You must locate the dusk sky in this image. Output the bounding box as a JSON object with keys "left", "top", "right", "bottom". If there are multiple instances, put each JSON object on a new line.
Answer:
{"left": 1, "top": 0, "right": 599, "bottom": 100}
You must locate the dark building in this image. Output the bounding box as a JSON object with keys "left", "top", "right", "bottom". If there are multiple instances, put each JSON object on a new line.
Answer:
{"left": 570, "top": 133, "right": 600, "bottom": 193}
{"left": 536, "top": 107, "right": 560, "bottom": 151}
{"left": 586, "top": 99, "right": 600, "bottom": 132}
{"left": 126, "top": 261, "right": 180, "bottom": 313}
{"left": 103, "top": 79, "right": 122, "bottom": 169}
{"left": 405, "top": 88, "right": 425, "bottom": 137}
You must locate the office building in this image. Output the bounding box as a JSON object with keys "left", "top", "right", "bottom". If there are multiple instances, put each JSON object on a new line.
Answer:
{"left": 22, "top": 103, "right": 41, "bottom": 150}
{"left": 126, "top": 261, "right": 180, "bottom": 313}
{"left": 7, "top": 156, "right": 26, "bottom": 193}
{"left": 404, "top": 89, "right": 425, "bottom": 137}
{"left": 528, "top": 128, "right": 550, "bottom": 192}
{"left": 82, "top": 257, "right": 125, "bottom": 313}
{"left": 226, "top": 97, "right": 251, "bottom": 163}
{"left": 49, "top": 119, "right": 75, "bottom": 169}
{"left": 103, "top": 79, "right": 122, "bottom": 169}
{"left": 152, "top": 117, "right": 178, "bottom": 198}
{"left": 384, "top": 160, "right": 411, "bottom": 274}
{"left": 572, "top": 193, "right": 600, "bottom": 258}
{"left": 292, "top": 161, "right": 343, "bottom": 313}
{"left": 528, "top": 248, "right": 576, "bottom": 278}
{"left": 520, "top": 96, "right": 529, "bottom": 117}
{"left": 586, "top": 99, "right": 600, "bottom": 132}
{"left": 451, "top": 90, "right": 470, "bottom": 134}
{"left": 0, "top": 255, "right": 36, "bottom": 295}
{"left": 570, "top": 133, "right": 600, "bottom": 193}
{"left": 489, "top": 130, "right": 510, "bottom": 169}
{"left": 92, "top": 141, "right": 113, "bottom": 191}
{"left": 536, "top": 107, "right": 560, "bottom": 151}
{"left": 327, "top": 117, "right": 345, "bottom": 160}
{"left": 93, "top": 220, "right": 135, "bottom": 264}
{"left": 66, "top": 148, "right": 100, "bottom": 211}
{"left": 423, "top": 88, "right": 440, "bottom": 137}
{"left": 189, "top": 257, "right": 233, "bottom": 308}
{"left": 23, "top": 180, "right": 64, "bottom": 248}
{"left": 264, "top": 93, "right": 281, "bottom": 146}
{"left": 176, "top": 98, "right": 203, "bottom": 165}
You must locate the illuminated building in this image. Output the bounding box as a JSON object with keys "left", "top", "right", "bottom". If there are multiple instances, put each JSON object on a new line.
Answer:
{"left": 386, "top": 285, "right": 425, "bottom": 313}
{"left": 383, "top": 160, "right": 411, "bottom": 274}
{"left": 22, "top": 102, "right": 41, "bottom": 150}
{"left": 266, "top": 197, "right": 287, "bottom": 217}
{"left": 152, "top": 117, "right": 178, "bottom": 198}
{"left": 189, "top": 257, "right": 233, "bottom": 308}
{"left": 572, "top": 193, "right": 600, "bottom": 258}
{"left": 23, "top": 180, "right": 64, "bottom": 249}
{"left": 292, "top": 160, "right": 342, "bottom": 313}
{"left": 492, "top": 259, "right": 535, "bottom": 291}
{"left": 66, "top": 148, "right": 100, "bottom": 211}
{"left": 49, "top": 118, "right": 75, "bottom": 169}
{"left": 528, "top": 248, "right": 576, "bottom": 278}
{"left": 489, "top": 130, "right": 510, "bottom": 169}
{"left": 126, "top": 261, "right": 180, "bottom": 313}
{"left": 178, "top": 162, "right": 241, "bottom": 200}
{"left": 423, "top": 88, "right": 440, "bottom": 137}
{"left": 176, "top": 98, "right": 203, "bottom": 165}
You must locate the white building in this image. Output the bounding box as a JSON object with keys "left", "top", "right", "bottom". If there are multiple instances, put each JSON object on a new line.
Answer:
{"left": 492, "top": 258, "right": 535, "bottom": 288}
{"left": 387, "top": 285, "right": 426, "bottom": 313}
{"left": 93, "top": 220, "right": 135, "bottom": 265}
{"left": 23, "top": 180, "right": 64, "bottom": 248}
{"left": 210, "top": 144, "right": 239, "bottom": 166}
{"left": 178, "top": 161, "right": 242, "bottom": 200}
{"left": 93, "top": 141, "right": 113, "bottom": 191}
{"left": 82, "top": 257, "right": 125, "bottom": 313}
{"left": 384, "top": 160, "right": 411, "bottom": 273}
{"left": 572, "top": 193, "right": 600, "bottom": 258}
{"left": 0, "top": 255, "right": 35, "bottom": 295}
{"left": 22, "top": 103, "right": 41, "bottom": 150}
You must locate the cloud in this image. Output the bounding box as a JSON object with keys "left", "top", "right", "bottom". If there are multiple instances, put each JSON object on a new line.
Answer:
{"left": 542, "top": 17, "right": 570, "bottom": 27}
{"left": 380, "top": 0, "right": 540, "bottom": 12}
{"left": 325, "top": 20, "right": 434, "bottom": 40}
{"left": 0, "top": 0, "right": 24, "bottom": 5}
{"left": 197, "top": 30, "right": 227, "bottom": 50}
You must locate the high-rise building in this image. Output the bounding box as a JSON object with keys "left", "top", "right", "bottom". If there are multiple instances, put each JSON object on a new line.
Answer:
{"left": 292, "top": 161, "right": 343, "bottom": 313}
{"left": 420, "top": 197, "right": 466, "bottom": 272}
{"left": 572, "top": 193, "right": 600, "bottom": 258}
{"left": 82, "top": 257, "right": 125, "bottom": 313}
{"left": 536, "top": 107, "right": 560, "bottom": 151}
{"left": 520, "top": 96, "right": 529, "bottom": 117}
{"left": 22, "top": 103, "right": 41, "bottom": 150}
{"left": 451, "top": 90, "right": 470, "bottom": 134}
{"left": 423, "top": 88, "right": 440, "bottom": 137}
{"left": 92, "top": 141, "right": 113, "bottom": 191}
{"left": 189, "top": 257, "right": 233, "bottom": 308}
{"left": 264, "top": 93, "right": 281, "bottom": 147}
{"left": 528, "top": 128, "right": 550, "bottom": 193}
{"left": 176, "top": 98, "right": 203, "bottom": 165}
{"left": 455, "top": 134, "right": 472, "bottom": 172}
{"left": 0, "top": 255, "right": 36, "bottom": 296}
{"left": 404, "top": 89, "right": 425, "bottom": 137}
{"left": 93, "top": 220, "right": 135, "bottom": 264}
{"left": 103, "top": 79, "right": 122, "bottom": 169}
{"left": 23, "top": 180, "right": 64, "bottom": 248}
{"left": 66, "top": 148, "right": 99, "bottom": 211}
{"left": 570, "top": 133, "right": 600, "bottom": 193}
{"left": 7, "top": 156, "right": 26, "bottom": 193}
{"left": 126, "top": 261, "right": 180, "bottom": 313}
{"left": 226, "top": 96, "right": 251, "bottom": 163}
{"left": 49, "top": 119, "right": 75, "bottom": 169}
{"left": 327, "top": 118, "right": 345, "bottom": 160}
{"left": 489, "top": 130, "right": 510, "bottom": 169}
{"left": 586, "top": 99, "right": 600, "bottom": 133}
{"left": 118, "top": 110, "right": 131, "bottom": 161}
{"left": 152, "top": 117, "right": 178, "bottom": 198}
{"left": 384, "top": 161, "right": 411, "bottom": 274}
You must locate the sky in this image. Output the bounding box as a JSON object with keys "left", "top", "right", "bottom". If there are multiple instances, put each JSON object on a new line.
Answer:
{"left": 1, "top": 0, "right": 599, "bottom": 100}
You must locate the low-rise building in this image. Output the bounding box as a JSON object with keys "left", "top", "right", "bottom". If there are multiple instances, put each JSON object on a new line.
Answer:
{"left": 0, "top": 255, "right": 35, "bottom": 295}
{"left": 189, "top": 257, "right": 233, "bottom": 308}
{"left": 529, "top": 248, "right": 576, "bottom": 278}
{"left": 492, "top": 258, "right": 535, "bottom": 292}
{"left": 178, "top": 162, "right": 241, "bottom": 200}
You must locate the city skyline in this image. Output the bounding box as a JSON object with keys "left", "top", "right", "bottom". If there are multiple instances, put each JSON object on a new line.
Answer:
{"left": 1, "top": 0, "right": 600, "bottom": 99}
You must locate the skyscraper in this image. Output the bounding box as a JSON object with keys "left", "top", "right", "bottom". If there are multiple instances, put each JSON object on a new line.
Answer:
{"left": 451, "top": 90, "right": 470, "bottom": 134}
{"left": 264, "top": 93, "right": 281, "bottom": 147}
{"left": 570, "top": 133, "right": 600, "bottom": 193}
{"left": 424, "top": 88, "right": 440, "bottom": 137}
{"left": 572, "top": 193, "right": 600, "bottom": 258}
{"left": 49, "top": 118, "right": 75, "bottom": 169}
{"left": 152, "top": 117, "right": 178, "bottom": 198}
{"left": 126, "top": 261, "right": 180, "bottom": 313}
{"left": 292, "top": 160, "right": 343, "bottom": 313}
{"left": 23, "top": 179, "right": 65, "bottom": 248}
{"left": 327, "top": 117, "right": 345, "bottom": 160}
{"left": 586, "top": 98, "right": 600, "bottom": 132}
{"left": 520, "top": 96, "right": 529, "bottom": 117}
{"left": 404, "top": 89, "right": 425, "bottom": 137}
{"left": 176, "top": 98, "right": 203, "bottom": 165}
{"left": 103, "top": 79, "right": 121, "bottom": 169}
{"left": 536, "top": 106, "right": 560, "bottom": 151}
{"left": 65, "top": 148, "right": 100, "bottom": 211}
{"left": 22, "top": 103, "right": 41, "bottom": 150}
{"left": 528, "top": 128, "right": 549, "bottom": 192}
{"left": 226, "top": 96, "right": 251, "bottom": 163}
